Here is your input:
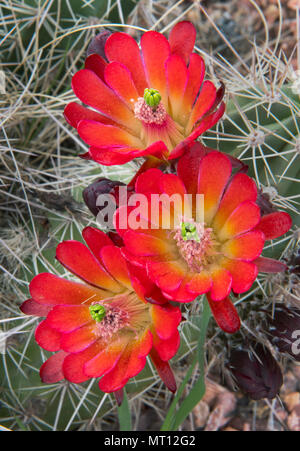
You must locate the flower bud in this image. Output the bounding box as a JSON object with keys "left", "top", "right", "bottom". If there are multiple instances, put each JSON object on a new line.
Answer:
{"left": 82, "top": 178, "right": 125, "bottom": 217}
{"left": 228, "top": 343, "right": 283, "bottom": 400}
{"left": 267, "top": 306, "right": 300, "bottom": 361}
{"left": 87, "top": 30, "right": 112, "bottom": 60}
{"left": 256, "top": 189, "right": 277, "bottom": 215}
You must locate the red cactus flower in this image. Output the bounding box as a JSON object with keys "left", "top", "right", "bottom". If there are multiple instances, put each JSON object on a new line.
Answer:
{"left": 64, "top": 21, "right": 225, "bottom": 167}
{"left": 116, "top": 145, "right": 292, "bottom": 333}
{"left": 20, "top": 227, "right": 181, "bottom": 394}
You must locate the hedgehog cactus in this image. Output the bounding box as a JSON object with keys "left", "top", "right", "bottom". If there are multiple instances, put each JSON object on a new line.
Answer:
{"left": 0, "top": 1, "right": 299, "bottom": 432}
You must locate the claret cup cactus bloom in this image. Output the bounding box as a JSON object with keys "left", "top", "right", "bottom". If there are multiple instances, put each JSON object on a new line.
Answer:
{"left": 64, "top": 21, "right": 225, "bottom": 166}
{"left": 116, "top": 144, "right": 292, "bottom": 333}
{"left": 20, "top": 227, "right": 181, "bottom": 394}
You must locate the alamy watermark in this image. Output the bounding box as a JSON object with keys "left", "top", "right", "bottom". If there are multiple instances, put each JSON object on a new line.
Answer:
{"left": 292, "top": 329, "right": 300, "bottom": 356}
{"left": 95, "top": 186, "right": 205, "bottom": 230}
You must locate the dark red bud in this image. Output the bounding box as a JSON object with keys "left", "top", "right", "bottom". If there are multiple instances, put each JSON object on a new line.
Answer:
{"left": 83, "top": 178, "right": 125, "bottom": 217}
{"left": 256, "top": 189, "right": 277, "bottom": 216}
{"left": 228, "top": 343, "right": 283, "bottom": 400}
{"left": 87, "top": 30, "right": 112, "bottom": 60}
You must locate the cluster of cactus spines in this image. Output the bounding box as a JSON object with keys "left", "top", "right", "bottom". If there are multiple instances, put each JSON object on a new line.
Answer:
{"left": 0, "top": 0, "right": 299, "bottom": 430}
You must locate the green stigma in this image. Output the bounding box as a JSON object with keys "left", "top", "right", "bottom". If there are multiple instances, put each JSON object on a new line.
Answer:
{"left": 181, "top": 222, "right": 200, "bottom": 242}
{"left": 89, "top": 304, "right": 106, "bottom": 322}
{"left": 144, "top": 88, "right": 161, "bottom": 108}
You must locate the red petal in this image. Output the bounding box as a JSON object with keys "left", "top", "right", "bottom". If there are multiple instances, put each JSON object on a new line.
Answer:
{"left": 100, "top": 245, "right": 132, "bottom": 289}
{"left": 151, "top": 304, "right": 181, "bottom": 340}
{"left": 135, "top": 168, "right": 162, "bottom": 194}
{"left": 213, "top": 173, "right": 258, "bottom": 231}
{"left": 254, "top": 256, "right": 287, "bottom": 273}
{"left": 182, "top": 53, "right": 205, "bottom": 113}
{"left": 63, "top": 342, "right": 102, "bottom": 383}
{"left": 186, "top": 272, "right": 212, "bottom": 295}
{"left": 127, "top": 263, "right": 161, "bottom": 301}
{"left": 84, "top": 336, "right": 128, "bottom": 378}
{"left": 104, "top": 62, "right": 139, "bottom": 108}
{"left": 198, "top": 151, "right": 232, "bottom": 224}
{"left": 115, "top": 203, "right": 144, "bottom": 235}
{"left": 136, "top": 330, "right": 153, "bottom": 359}
{"left": 149, "top": 348, "right": 176, "bottom": 393}
{"left": 35, "top": 320, "right": 61, "bottom": 352}
{"left": 166, "top": 54, "right": 188, "bottom": 120}
{"left": 122, "top": 247, "right": 170, "bottom": 269}
{"left": 77, "top": 120, "right": 142, "bottom": 148}
{"left": 209, "top": 268, "right": 232, "bottom": 301}
{"left": 204, "top": 82, "right": 225, "bottom": 118}
{"left": 159, "top": 173, "right": 187, "bottom": 198}
{"left": 143, "top": 284, "right": 170, "bottom": 306}
{"left": 56, "top": 240, "right": 122, "bottom": 292}
{"left": 131, "top": 163, "right": 162, "bottom": 193}
{"left": 177, "top": 142, "right": 208, "bottom": 194}
{"left": 207, "top": 295, "right": 241, "bottom": 334}
{"left": 222, "top": 258, "right": 258, "bottom": 293}
{"left": 165, "top": 274, "right": 198, "bottom": 302}
{"left": 85, "top": 53, "right": 107, "bottom": 80}
{"left": 117, "top": 203, "right": 167, "bottom": 234}
{"left": 88, "top": 146, "right": 136, "bottom": 165}
{"left": 188, "top": 81, "right": 216, "bottom": 129}
{"left": 169, "top": 21, "right": 196, "bottom": 64}
{"left": 187, "top": 101, "right": 225, "bottom": 140}
{"left": 71, "top": 69, "right": 138, "bottom": 132}
{"left": 29, "top": 273, "right": 103, "bottom": 306}
{"left": 64, "top": 102, "right": 115, "bottom": 129}
{"left": 255, "top": 212, "right": 292, "bottom": 240}
{"left": 82, "top": 227, "right": 114, "bottom": 261}
{"left": 20, "top": 299, "right": 52, "bottom": 317}
{"left": 218, "top": 201, "right": 261, "bottom": 240}
{"left": 139, "top": 140, "right": 169, "bottom": 160}
{"left": 90, "top": 142, "right": 167, "bottom": 168}
{"left": 105, "top": 32, "right": 148, "bottom": 96}
{"left": 98, "top": 333, "right": 150, "bottom": 392}
{"left": 152, "top": 329, "right": 180, "bottom": 361}
{"left": 40, "top": 351, "right": 68, "bottom": 383}
{"left": 147, "top": 260, "right": 186, "bottom": 292}
{"left": 141, "top": 31, "right": 170, "bottom": 103}
{"left": 222, "top": 230, "right": 265, "bottom": 261}
{"left": 159, "top": 173, "right": 189, "bottom": 222}
{"left": 60, "top": 324, "right": 97, "bottom": 353}
{"left": 123, "top": 230, "right": 173, "bottom": 257}
{"left": 46, "top": 305, "right": 92, "bottom": 333}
